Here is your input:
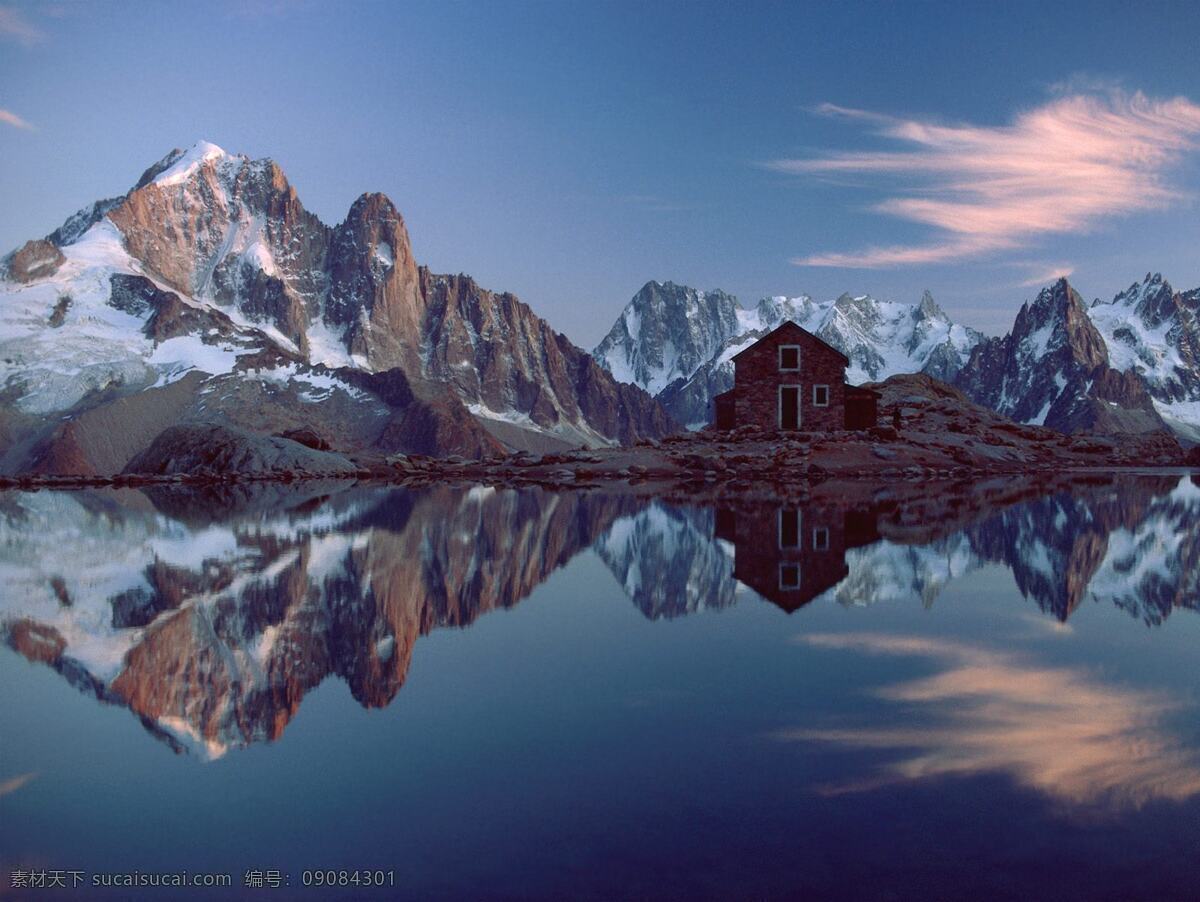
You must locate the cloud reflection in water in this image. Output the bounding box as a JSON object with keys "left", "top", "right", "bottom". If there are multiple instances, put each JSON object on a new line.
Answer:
{"left": 777, "top": 633, "right": 1200, "bottom": 810}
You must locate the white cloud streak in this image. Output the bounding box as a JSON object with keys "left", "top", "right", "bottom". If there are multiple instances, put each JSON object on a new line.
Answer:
{"left": 0, "top": 108, "right": 35, "bottom": 130}
{"left": 772, "top": 91, "right": 1200, "bottom": 268}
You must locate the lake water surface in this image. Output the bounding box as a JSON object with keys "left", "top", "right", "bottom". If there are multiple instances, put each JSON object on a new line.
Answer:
{"left": 2, "top": 475, "right": 1199, "bottom": 900}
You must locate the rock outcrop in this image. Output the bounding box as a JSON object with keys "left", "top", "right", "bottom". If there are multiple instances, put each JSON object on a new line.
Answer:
{"left": 4, "top": 239, "right": 65, "bottom": 283}
{"left": 124, "top": 423, "right": 358, "bottom": 476}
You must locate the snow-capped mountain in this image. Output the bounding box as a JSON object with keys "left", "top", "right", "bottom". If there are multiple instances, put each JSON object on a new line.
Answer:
{"left": 1089, "top": 273, "right": 1200, "bottom": 442}
{"left": 0, "top": 142, "right": 670, "bottom": 473}
{"left": 591, "top": 281, "right": 744, "bottom": 397}
{"left": 594, "top": 281, "right": 983, "bottom": 426}
{"left": 954, "top": 277, "right": 1175, "bottom": 436}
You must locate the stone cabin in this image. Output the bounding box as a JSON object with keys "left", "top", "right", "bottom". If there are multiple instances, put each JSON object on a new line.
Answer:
{"left": 712, "top": 321, "right": 879, "bottom": 432}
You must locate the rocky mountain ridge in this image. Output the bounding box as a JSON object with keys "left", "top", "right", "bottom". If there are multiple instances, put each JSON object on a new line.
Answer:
{"left": 953, "top": 275, "right": 1199, "bottom": 439}
{"left": 595, "top": 275, "right": 1200, "bottom": 441}
{"left": 0, "top": 141, "right": 671, "bottom": 475}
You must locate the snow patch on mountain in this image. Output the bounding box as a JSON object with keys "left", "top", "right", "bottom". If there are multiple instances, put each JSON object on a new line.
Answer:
{"left": 834, "top": 537, "right": 979, "bottom": 608}
{"left": 0, "top": 219, "right": 258, "bottom": 414}
{"left": 152, "top": 141, "right": 231, "bottom": 187}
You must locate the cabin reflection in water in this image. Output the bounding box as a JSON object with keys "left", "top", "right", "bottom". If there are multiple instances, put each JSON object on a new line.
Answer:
{"left": 715, "top": 505, "right": 882, "bottom": 612}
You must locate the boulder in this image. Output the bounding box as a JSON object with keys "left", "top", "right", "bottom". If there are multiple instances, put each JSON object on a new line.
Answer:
{"left": 276, "top": 427, "right": 332, "bottom": 451}
{"left": 124, "top": 423, "right": 357, "bottom": 477}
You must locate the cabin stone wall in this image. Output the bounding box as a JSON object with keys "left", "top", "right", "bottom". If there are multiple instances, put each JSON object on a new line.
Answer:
{"left": 731, "top": 327, "right": 847, "bottom": 432}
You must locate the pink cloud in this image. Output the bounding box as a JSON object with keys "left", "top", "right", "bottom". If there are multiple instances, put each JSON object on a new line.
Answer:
{"left": 0, "top": 108, "right": 34, "bottom": 130}
{"left": 773, "top": 92, "right": 1200, "bottom": 268}
{"left": 1018, "top": 264, "right": 1075, "bottom": 288}
{"left": 775, "top": 633, "right": 1200, "bottom": 809}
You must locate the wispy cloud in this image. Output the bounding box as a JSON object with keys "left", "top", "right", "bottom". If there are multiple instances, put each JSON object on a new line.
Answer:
{"left": 774, "top": 633, "right": 1200, "bottom": 809}
{"left": 0, "top": 108, "right": 35, "bottom": 130}
{"left": 1018, "top": 263, "right": 1074, "bottom": 288}
{"left": 771, "top": 91, "right": 1200, "bottom": 268}
{"left": 0, "top": 771, "right": 38, "bottom": 798}
{"left": 0, "top": 5, "right": 44, "bottom": 44}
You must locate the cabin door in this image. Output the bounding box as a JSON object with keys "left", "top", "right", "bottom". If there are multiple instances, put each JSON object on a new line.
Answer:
{"left": 779, "top": 385, "right": 801, "bottom": 430}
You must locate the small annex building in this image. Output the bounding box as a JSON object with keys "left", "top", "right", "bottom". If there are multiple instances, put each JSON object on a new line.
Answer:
{"left": 712, "top": 321, "right": 879, "bottom": 432}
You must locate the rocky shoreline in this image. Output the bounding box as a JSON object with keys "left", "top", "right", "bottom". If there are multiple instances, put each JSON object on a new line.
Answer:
{"left": 3, "top": 430, "right": 1194, "bottom": 496}
{"left": 4, "top": 373, "right": 1194, "bottom": 493}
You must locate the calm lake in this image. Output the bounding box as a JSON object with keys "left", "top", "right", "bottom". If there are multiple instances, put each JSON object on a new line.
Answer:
{"left": 2, "top": 475, "right": 1199, "bottom": 900}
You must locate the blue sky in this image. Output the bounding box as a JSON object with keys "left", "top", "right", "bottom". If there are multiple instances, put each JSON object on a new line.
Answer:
{"left": 3, "top": 0, "right": 1200, "bottom": 345}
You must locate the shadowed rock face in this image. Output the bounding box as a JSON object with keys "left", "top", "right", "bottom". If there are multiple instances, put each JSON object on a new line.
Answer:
{"left": 327, "top": 193, "right": 425, "bottom": 372}
{"left": 1045, "top": 365, "right": 1166, "bottom": 434}
{"left": 108, "top": 273, "right": 245, "bottom": 343}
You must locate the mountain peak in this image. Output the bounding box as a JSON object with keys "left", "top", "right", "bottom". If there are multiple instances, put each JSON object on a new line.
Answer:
{"left": 916, "top": 289, "right": 945, "bottom": 320}
{"left": 346, "top": 191, "right": 401, "bottom": 221}
{"left": 142, "top": 141, "right": 233, "bottom": 189}
{"left": 1030, "top": 277, "right": 1085, "bottom": 315}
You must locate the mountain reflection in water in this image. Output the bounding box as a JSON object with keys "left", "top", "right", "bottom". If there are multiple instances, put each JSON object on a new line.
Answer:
{"left": 1, "top": 474, "right": 1197, "bottom": 761}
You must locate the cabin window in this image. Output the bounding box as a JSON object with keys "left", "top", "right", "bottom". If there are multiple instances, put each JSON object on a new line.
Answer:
{"left": 779, "top": 563, "right": 801, "bottom": 591}
{"left": 778, "top": 345, "right": 801, "bottom": 371}
{"left": 812, "top": 384, "right": 830, "bottom": 407}
{"left": 812, "top": 527, "right": 830, "bottom": 552}
{"left": 778, "top": 508, "right": 801, "bottom": 549}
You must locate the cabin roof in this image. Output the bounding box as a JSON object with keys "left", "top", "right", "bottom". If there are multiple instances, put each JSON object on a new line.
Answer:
{"left": 731, "top": 320, "right": 850, "bottom": 365}
{"left": 845, "top": 385, "right": 882, "bottom": 399}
